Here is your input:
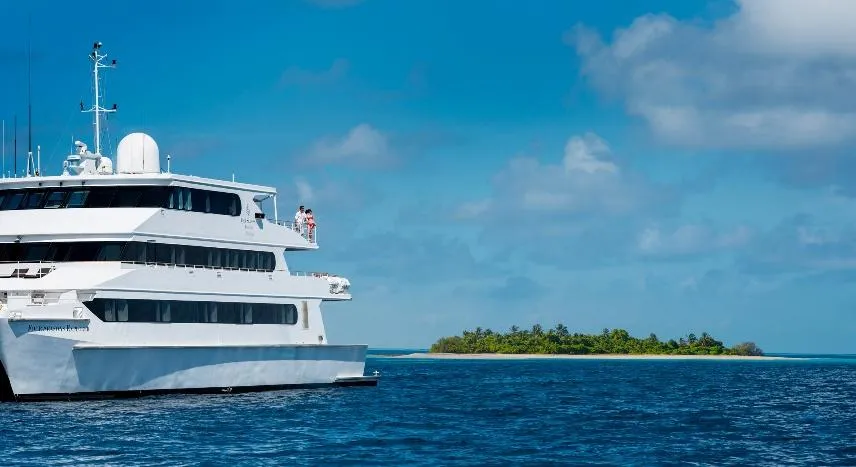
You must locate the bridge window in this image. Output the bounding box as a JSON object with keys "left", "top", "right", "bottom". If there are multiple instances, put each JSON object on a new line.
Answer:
{"left": 44, "top": 191, "right": 68, "bottom": 209}
{"left": 66, "top": 190, "right": 89, "bottom": 208}
{"left": 0, "top": 186, "right": 241, "bottom": 216}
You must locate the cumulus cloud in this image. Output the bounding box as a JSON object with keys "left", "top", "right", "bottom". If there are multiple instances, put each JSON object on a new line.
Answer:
{"left": 568, "top": 0, "right": 856, "bottom": 150}
{"left": 305, "top": 124, "right": 394, "bottom": 167}
{"left": 452, "top": 132, "right": 693, "bottom": 269}
{"left": 294, "top": 178, "right": 314, "bottom": 203}
{"left": 456, "top": 132, "right": 665, "bottom": 222}
{"left": 739, "top": 214, "right": 856, "bottom": 275}
{"left": 332, "top": 233, "right": 507, "bottom": 284}
{"left": 636, "top": 223, "right": 753, "bottom": 259}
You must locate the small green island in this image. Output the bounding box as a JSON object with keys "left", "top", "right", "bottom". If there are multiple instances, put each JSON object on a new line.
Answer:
{"left": 430, "top": 325, "right": 764, "bottom": 356}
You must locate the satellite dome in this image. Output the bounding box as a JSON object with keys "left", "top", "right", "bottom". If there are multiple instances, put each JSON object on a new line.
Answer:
{"left": 116, "top": 132, "right": 160, "bottom": 174}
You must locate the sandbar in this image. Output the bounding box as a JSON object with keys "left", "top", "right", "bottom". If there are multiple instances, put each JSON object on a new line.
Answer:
{"left": 391, "top": 352, "right": 798, "bottom": 361}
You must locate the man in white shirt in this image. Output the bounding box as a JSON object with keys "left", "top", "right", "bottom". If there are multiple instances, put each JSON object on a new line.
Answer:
{"left": 294, "top": 205, "right": 307, "bottom": 235}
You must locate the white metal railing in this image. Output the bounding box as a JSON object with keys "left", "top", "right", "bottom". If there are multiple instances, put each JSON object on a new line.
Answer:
{"left": 291, "top": 271, "right": 350, "bottom": 295}
{"left": 269, "top": 219, "right": 318, "bottom": 245}
{"left": 0, "top": 262, "right": 56, "bottom": 278}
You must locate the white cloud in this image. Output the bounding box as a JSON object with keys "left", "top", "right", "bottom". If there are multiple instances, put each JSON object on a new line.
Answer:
{"left": 563, "top": 133, "right": 618, "bottom": 174}
{"left": 730, "top": 0, "right": 856, "bottom": 57}
{"left": 569, "top": 0, "right": 856, "bottom": 150}
{"left": 636, "top": 224, "right": 753, "bottom": 258}
{"left": 306, "top": 124, "right": 393, "bottom": 166}
{"left": 740, "top": 214, "right": 856, "bottom": 274}
{"left": 456, "top": 132, "right": 655, "bottom": 221}
{"left": 295, "top": 178, "right": 314, "bottom": 203}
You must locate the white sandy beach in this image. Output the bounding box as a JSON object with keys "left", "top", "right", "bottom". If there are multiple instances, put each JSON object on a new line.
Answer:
{"left": 391, "top": 352, "right": 797, "bottom": 361}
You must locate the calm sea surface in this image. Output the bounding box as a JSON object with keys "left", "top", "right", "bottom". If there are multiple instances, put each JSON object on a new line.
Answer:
{"left": 2, "top": 354, "right": 856, "bottom": 466}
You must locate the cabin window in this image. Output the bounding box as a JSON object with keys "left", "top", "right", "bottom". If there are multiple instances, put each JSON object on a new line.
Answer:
{"left": 84, "top": 298, "right": 298, "bottom": 325}
{"left": 43, "top": 190, "right": 68, "bottom": 209}
{"left": 23, "top": 244, "right": 50, "bottom": 262}
{"left": 111, "top": 188, "right": 142, "bottom": 207}
{"left": 116, "top": 299, "right": 129, "bottom": 322}
{"left": 104, "top": 300, "right": 117, "bottom": 322}
{"left": 155, "top": 243, "right": 173, "bottom": 264}
{"left": 22, "top": 191, "right": 46, "bottom": 209}
{"left": 87, "top": 187, "right": 115, "bottom": 208}
{"left": 1, "top": 192, "right": 25, "bottom": 210}
{"left": 0, "top": 241, "right": 276, "bottom": 272}
{"left": 66, "top": 190, "right": 89, "bottom": 208}
{"left": 157, "top": 302, "right": 171, "bottom": 322}
{"left": 138, "top": 186, "right": 168, "bottom": 208}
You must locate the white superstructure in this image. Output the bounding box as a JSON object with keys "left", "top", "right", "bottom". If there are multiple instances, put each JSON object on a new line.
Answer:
{"left": 0, "top": 43, "right": 376, "bottom": 401}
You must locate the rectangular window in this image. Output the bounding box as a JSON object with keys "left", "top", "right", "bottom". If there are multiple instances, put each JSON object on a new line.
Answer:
{"left": 66, "top": 243, "right": 100, "bottom": 262}
{"left": 145, "top": 242, "right": 156, "bottom": 264}
{"left": 116, "top": 299, "right": 129, "bottom": 322}
{"left": 23, "top": 244, "right": 50, "bottom": 262}
{"left": 285, "top": 304, "right": 298, "bottom": 325}
{"left": 22, "top": 191, "right": 46, "bottom": 209}
{"left": 157, "top": 302, "right": 171, "bottom": 322}
{"left": 138, "top": 187, "right": 169, "bottom": 208}
{"left": 208, "top": 302, "right": 218, "bottom": 323}
{"left": 104, "top": 299, "right": 117, "bottom": 322}
{"left": 174, "top": 245, "right": 186, "bottom": 265}
{"left": 2, "top": 192, "right": 25, "bottom": 210}
{"left": 97, "top": 243, "right": 124, "bottom": 261}
{"left": 43, "top": 190, "right": 68, "bottom": 209}
{"left": 84, "top": 299, "right": 299, "bottom": 325}
{"left": 112, "top": 188, "right": 143, "bottom": 208}
{"left": 86, "top": 187, "right": 116, "bottom": 208}
{"left": 66, "top": 190, "right": 89, "bottom": 208}
{"left": 155, "top": 243, "right": 173, "bottom": 264}
{"left": 241, "top": 303, "right": 253, "bottom": 324}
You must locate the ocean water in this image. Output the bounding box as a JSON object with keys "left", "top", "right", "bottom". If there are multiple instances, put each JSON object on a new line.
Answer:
{"left": 2, "top": 356, "right": 856, "bottom": 466}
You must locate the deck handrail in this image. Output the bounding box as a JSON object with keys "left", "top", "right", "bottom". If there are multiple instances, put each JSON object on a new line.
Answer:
{"left": 268, "top": 219, "right": 318, "bottom": 245}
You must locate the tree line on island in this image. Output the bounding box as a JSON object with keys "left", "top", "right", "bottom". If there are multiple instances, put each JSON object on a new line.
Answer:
{"left": 430, "top": 325, "right": 764, "bottom": 356}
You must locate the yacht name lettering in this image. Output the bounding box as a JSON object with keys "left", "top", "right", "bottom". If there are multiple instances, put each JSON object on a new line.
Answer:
{"left": 27, "top": 324, "right": 90, "bottom": 332}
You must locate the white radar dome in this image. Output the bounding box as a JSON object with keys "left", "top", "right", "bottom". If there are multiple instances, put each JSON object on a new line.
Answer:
{"left": 116, "top": 132, "right": 161, "bottom": 174}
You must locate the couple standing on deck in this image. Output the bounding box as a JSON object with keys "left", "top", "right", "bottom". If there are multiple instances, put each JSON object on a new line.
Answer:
{"left": 294, "top": 205, "right": 316, "bottom": 242}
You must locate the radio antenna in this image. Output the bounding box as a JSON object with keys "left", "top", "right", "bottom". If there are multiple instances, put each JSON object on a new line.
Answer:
{"left": 80, "top": 41, "right": 117, "bottom": 155}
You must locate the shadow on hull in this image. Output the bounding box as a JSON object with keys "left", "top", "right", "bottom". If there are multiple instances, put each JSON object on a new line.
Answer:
{"left": 0, "top": 361, "right": 14, "bottom": 402}
{"left": 0, "top": 376, "right": 378, "bottom": 402}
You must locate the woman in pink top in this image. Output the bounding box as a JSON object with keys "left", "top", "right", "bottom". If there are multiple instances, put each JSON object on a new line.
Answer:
{"left": 305, "top": 209, "right": 316, "bottom": 242}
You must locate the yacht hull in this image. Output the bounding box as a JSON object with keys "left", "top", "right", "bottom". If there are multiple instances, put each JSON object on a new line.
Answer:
{"left": 0, "top": 319, "right": 374, "bottom": 402}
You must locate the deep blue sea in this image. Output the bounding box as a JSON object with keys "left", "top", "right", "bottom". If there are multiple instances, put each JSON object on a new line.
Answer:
{"left": 2, "top": 353, "right": 856, "bottom": 466}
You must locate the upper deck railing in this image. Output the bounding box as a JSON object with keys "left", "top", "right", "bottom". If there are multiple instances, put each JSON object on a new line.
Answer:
{"left": 270, "top": 219, "right": 318, "bottom": 245}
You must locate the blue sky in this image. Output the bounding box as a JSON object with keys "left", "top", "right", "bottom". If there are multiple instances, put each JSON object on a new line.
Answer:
{"left": 3, "top": 0, "right": 856, "bottom": 352}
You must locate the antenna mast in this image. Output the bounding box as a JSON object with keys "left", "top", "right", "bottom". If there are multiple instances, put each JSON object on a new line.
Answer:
{"left": 13, "top": 115, "right": 17, "bottom": 177}
{"left": 81, "top": 41, "right": 117, "bottom": 155}
{"left": 26, "top": 30, "right": 34, "bottom": 177}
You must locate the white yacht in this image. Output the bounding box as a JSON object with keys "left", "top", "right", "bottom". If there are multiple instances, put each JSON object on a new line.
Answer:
{"left": 0, "top": 42, "right": 377, "bottom": 401}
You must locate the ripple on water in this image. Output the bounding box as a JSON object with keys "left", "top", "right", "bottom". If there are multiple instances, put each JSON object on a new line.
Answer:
{"left": 2, "top": 358, "right": 856, "bottom": 465}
